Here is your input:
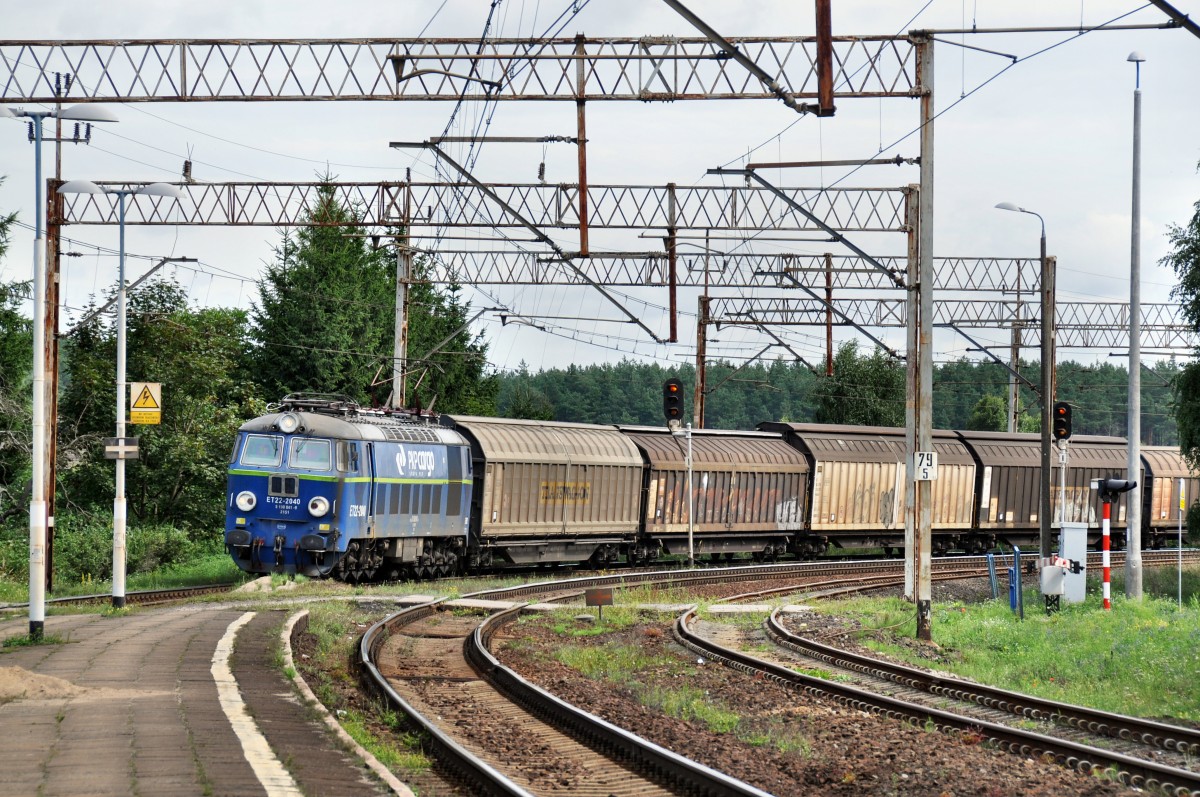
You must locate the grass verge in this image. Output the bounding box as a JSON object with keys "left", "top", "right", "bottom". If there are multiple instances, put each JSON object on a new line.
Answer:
{"left": 806, "top": 565, "right": 1200, "bottom": 722}
{"left": 297, "top": 603, "right": 431, "bottom": 776}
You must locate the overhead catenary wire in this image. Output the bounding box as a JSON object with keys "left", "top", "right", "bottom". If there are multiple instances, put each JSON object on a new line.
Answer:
{"left": 1, "top": 5, "right": 1179, "bottom": 379}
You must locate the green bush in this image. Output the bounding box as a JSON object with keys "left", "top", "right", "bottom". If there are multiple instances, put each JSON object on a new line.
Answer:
{"left": 50, "top": 516, "right": 222, "bottom": 584}
{"left": 1186, "top": 501, "right": 1200, "bottom": 543}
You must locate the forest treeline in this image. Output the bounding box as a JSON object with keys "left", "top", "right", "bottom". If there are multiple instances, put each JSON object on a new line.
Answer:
{"left": 495, "top": 345, "right": 1182, "bottom": 443}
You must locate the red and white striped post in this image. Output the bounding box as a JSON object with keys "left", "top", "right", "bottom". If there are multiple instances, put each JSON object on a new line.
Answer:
{"left": 1101, "top": 498, "right": 1112, "bottom": 610}
{"left": 1094, "top": 478, "right": 1136, "bottom": 612}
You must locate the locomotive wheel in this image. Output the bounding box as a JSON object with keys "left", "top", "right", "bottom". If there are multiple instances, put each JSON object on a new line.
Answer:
{"left": 336, "top": 541, "right": 362, "bottom": 583}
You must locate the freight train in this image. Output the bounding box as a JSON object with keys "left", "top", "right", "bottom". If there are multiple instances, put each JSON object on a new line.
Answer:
{"left": 223, "top": 394, "right": 1198, "bottom": 581}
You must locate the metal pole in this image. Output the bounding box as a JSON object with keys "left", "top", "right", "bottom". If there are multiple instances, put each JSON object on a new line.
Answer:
{"left": 916, "top": 36, "right": 934, "bottom": 641}
{"left": 29, "top": 114, "right": 48, "bottom": 639}
{"left": 686, "top": 423, "right": 694, "bottom": 568}
{"left": 112, "top": 192, "right": 128, "bottom": 609}
{"left": 667, "top": 183, "right": 677, "bottom": 343}
{"left": 45, "top": 181, "right": 61, "bottom": 594}
{"left": 393, "top": 183, "right": 411, "bottom": 409}
{"left": 47, "top": 81, "right": 63, "bottom": 594}
{"left": 1179, "top": 477, "right": 1184, "bottom": 610}
{"left": 1126, "top": 55, "right": 1144, "bottom": 599}
{"left": 694, "top": 296, "right": 707, "bottom": 429}
{"left": 1059, "top": 441, "right": 1068, "bottom": 529}
{"left": 903, "top": 185, "right": 919, "bottom": 601}
{"left": 1008, "top": 269, "right": 1021, "bottom": 433}
{"left": 824, "top": 253, "right": 834, "bottom": 376}
{"left": 575, "top": 34, "right": 589, "bottom": 256}
{"left": 1040, "top": 227, "right": 1053, "bottom": 567}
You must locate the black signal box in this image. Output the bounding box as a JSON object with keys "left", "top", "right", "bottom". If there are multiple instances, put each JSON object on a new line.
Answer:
{"left": 1052, "top": 401, "right": 1072, "bottom": 441}
{"left": 663, "top": 378, "right": 683, "bottom": 422}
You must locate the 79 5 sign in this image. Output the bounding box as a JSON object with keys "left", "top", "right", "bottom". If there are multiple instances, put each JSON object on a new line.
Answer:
{"left": 915, "top": 451, "right": 938, "bottom": 481}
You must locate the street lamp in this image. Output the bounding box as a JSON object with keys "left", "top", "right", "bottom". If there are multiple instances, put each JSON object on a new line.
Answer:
{"left": 57, "top": 179, "right": 184, "bottom": 609}
{"left": 1126, "top": 51, "right": 1146, "bottom": 599}
{"left": 1, "top": 103, "right": 118, "bottom": 638}
{"left": 995, "top": 202, "right": 1054, "bottom": 567}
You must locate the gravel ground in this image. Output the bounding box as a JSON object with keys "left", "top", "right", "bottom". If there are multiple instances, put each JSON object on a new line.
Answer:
{"left": 295, "top": 576, "right": 1142, "bottom": 796}
{"left": 491, "top": 578, "right": 1139, "bottom": 797}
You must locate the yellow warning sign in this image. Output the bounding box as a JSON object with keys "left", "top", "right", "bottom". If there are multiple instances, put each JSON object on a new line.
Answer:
{"left": 130, "top": 382, "right": 162, "bottom": 425}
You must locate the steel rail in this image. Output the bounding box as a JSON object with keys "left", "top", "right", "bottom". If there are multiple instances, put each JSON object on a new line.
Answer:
{"left": 675, "top": 609, "right": 1200, "bottom": 796}
{"left": 358, "top": 600, "right": 536, "bottom": 797}
{"left": 765, "top": 610, "right": 1200, "bottom": 759}
{"left": 470, "top": 605, "right": 775, "bottom": 797}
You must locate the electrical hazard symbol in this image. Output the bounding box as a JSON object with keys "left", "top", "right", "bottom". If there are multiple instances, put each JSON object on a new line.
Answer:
{"left": 130, "top": 382, "right": 162, "bottom": 425}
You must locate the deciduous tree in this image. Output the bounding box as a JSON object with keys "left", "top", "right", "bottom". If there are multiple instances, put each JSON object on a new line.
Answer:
{"left": 1162, "top": 189, "right": 1200, "bottom": 465}
{"left": 59, "top": 279, "right": 262, "bottom": 532}
{"left": 811, "top": 341, "right": 905, "bottom": 427}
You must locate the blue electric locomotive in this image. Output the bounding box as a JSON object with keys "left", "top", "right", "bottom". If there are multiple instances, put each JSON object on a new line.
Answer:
{"left": 224, "top": 395, "right": 472, "bottom": 581}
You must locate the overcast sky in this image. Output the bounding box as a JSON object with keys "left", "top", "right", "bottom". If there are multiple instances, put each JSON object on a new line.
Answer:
{"left": 1, "top": 1, "right": 1198, "bottom": 380}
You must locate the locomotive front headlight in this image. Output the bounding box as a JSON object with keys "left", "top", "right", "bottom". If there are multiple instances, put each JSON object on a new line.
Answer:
{"left": 277, "top": 413, "right": 301, "bottom": 433}
{"left": 308, "top": 496, "right": 330, "bottom": 518}
{"left": 236, "top": 491, "right": 257, "bottom": 512}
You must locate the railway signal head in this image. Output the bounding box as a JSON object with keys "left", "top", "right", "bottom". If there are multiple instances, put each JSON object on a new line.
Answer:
{"left": 1093, "top": 478, "right": 1136, "bottom": 502}
{"left": 663, "top": 378, "right": 683, "bottom": 423}
{"left": 1052, "top": 401, "right": 1072, "bottom": 441}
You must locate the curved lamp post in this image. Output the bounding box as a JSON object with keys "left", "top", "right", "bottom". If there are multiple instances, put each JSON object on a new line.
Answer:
{"left": 2, "top": 104, "right": 118, "bottom": 638}
{"left": 995, "top": 201, "right": 1053, "bottom": 569}
{"left": 57, "top": 180, "right": 184, "bottom": 609}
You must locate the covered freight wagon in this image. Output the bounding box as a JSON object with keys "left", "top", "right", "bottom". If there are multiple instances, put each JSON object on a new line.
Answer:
{"left": 1140, "top": 446, "right": 1199, "bottom": 547}
{"left": 618, "top": 426, "right": 812, "bottom": 559}
{"left": 956, "top": 432, "right": 1130, "bottom": 547}
{"left": 445, "top": 416, "right": 643, "bottom": 568}
{"left": 760, "top": 424, "right": 976, "bottom": 553}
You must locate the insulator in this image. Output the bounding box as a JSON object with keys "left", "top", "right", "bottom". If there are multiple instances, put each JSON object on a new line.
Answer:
{"left": 537, "top": 162, "right": 545, "bottom": 183}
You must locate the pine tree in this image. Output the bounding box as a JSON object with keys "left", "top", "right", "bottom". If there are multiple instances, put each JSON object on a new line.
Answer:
{"left": 252, "top": 180, "right": 497, "bottom": 414}
{"left": 252, "top": 182, "right": 395, "bottom": 405}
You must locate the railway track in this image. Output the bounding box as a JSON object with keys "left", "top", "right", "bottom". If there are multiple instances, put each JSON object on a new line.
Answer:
{"left": 359, "top": 554, "right": 1181, "bottom": 795}
{"left": 672, "top": 551, "right": 1200, "bottom": 797}
{"left": 356, "top": 560, "right": 924, "bottom": 795}
{"left": 0, "top": 582, "right": 239, "bottom": 612}
{"left": 360, "top": 596, "right": 772, "bottom": 796}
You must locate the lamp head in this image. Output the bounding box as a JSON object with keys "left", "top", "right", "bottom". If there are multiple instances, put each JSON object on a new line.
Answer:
{"left": 994, "top": 201, "right": 1021, "bottom": 213}
{"left": 1127, "top": 51, "right": 1146, "bottom": 63}
{"left": 0, "top": 106, "right": 15, "bottom": 119}
{"left": 56, "top": 104, "right": 119, "bottom": 123}
{"left": 57, "top": 179, "right": 105, "bottom": 195}
{"left": 136, "top": 183, "right": 185, "bottom": 199}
